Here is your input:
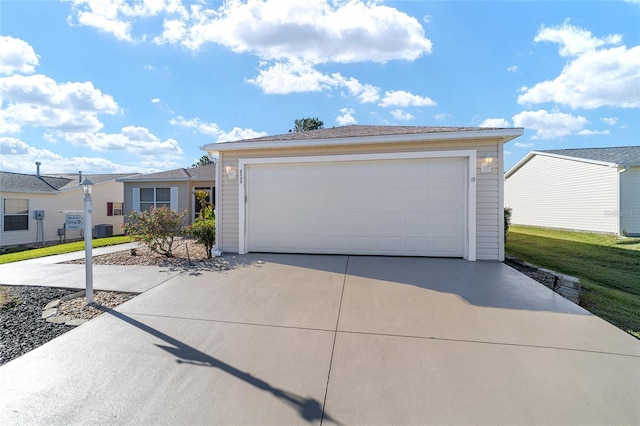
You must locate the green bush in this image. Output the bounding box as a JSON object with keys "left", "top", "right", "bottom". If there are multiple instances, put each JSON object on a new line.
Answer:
{"left": 504, "top": 207, "right": 512, "bottom": 243}
{"left": 189, "top": 205, "right": 215, "bottom": 259}
{"left": 122, "top": 206, "right": 186, "bottom": 258}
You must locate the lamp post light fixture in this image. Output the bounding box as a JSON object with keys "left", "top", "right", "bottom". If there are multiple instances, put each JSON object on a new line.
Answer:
{"left": 81, "top": 178, "right": 94, "bottom": 304}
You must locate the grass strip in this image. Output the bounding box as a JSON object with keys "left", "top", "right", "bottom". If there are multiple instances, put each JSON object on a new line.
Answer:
{"left": 0, "top": 236, "right": 132, "bottom": 264}
{"left": 506, "top": 226, "right": 640, "bottom": 338}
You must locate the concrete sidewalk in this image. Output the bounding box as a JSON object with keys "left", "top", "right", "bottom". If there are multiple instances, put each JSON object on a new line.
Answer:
{"left": 0, "top": 243, "right": 179, "bottom": 293}
{"left": 0, "top": 254, "right": 638, "bottom": 425}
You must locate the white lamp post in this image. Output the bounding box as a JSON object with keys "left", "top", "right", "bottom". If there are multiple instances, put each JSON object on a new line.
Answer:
{"left": 82, "top": 178, "right": 94, "bottom": 304}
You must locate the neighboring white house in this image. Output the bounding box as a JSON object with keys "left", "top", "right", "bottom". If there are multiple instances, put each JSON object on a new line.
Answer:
{"left": 504, "top": 146, "right": 640, "bottom": 236}
{"left": 202, "top": 125, "right": 523, "bottom": 261}
{"left": 0, "top": 168, "right": 134, "bottom": 248}
{"left": 117, "top": 164, "right": 216, "bottom": 226}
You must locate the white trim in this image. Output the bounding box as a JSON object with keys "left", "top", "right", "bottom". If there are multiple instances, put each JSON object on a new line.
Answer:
{"left": 505, "top": 150, "right": 620, "bottom": 179}
{"left": 498, "top": 143, "right": 505, "bottom": 261}
{"left": 238, "top": 150, "right": 477, "bottom": 260}
{"left": 204, "top": 128, "right": 523, "bottom": 153}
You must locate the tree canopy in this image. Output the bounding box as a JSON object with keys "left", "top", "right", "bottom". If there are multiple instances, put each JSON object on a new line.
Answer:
{"left": 191, "top": 155, "right": 213, "bottom": 168}
{"left": 291, "top": 117, "right": 324, "bottom": 132}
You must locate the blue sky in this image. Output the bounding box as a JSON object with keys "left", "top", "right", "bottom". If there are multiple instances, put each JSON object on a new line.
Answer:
{"left": 1, "top": 0, "right": 638, "bottom": 174}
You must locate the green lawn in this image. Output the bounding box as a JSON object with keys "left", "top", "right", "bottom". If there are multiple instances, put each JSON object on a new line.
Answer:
{"left": 506, "top": 226, "right": 640, "bottom": 338}
{"left": 0, "top": 236, "right": 132, "bottom": 265}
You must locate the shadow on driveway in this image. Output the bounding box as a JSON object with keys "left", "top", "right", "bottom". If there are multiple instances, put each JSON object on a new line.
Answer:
{"left": 232, "top": 253, "right": 589, "bottom": 314}
{"left": 106, "top": 309, "right": 340, "bottom": 425}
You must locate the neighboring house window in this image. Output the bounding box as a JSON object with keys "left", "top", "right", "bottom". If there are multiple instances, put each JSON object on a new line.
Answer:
{"left": 3, "top": 199, "right": 29, "bottom": 231}
{"left": 140, "top": 188, "right": 171, "bottom": 212}
{"left": 194, "top": 187, "right": 215, "bottom": 220}
{"left": 107, "top": 202, "right": 123, "bottom": 216}
{"left": 132, "top": 187, "right": 178, "bottom": 213}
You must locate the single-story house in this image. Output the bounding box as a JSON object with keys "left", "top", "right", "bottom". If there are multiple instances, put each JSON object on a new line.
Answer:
{"left": 504, "top": 146, "right": 640, "bottom": 236}
{"left": 0, "top": 166, "right": 133, "bottom": 248}
{"left": 201, "top": 125, "right": 523, "bottom": 261}
{"left": 117, "top": 164, "right": 216, "bottom": 225}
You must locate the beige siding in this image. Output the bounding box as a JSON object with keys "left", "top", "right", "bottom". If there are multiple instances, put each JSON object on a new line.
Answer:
{"left": 1, "top": 180, "right": 125, "bottom": 247}
{"left": 218, "top": 139, "right": 502, "bottom": 259}
{"left": 620, "top": 166, "right": 640, "bottom": 236}
{"left": 505, "top": 155, "right": 619, "bottom": 234}
{"left": 123, "top": 181, "right": 214, "bottom": 225}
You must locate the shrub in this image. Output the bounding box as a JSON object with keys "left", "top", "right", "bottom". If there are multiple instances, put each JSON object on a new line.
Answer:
{"left": 189, "top": 205, "right": 215, "bottom": 259}
{"left": 504, "top": 207, "right": 512, "bottom": 243}
{"left": 122, "top": 206, "right": 186, "bottom": 258}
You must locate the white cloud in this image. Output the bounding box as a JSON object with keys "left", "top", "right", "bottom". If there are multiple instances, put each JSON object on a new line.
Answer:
{"left": 507, "top": 65, "right": 518, "bottom": 73}
{"left": 0, "top": 36, "right": 39, "bottom": 75}
{"left": 170, "top": 116, "right": 221, "bottom": 136}
{"left": 514, "top": 142, "right": 534, "bottom": 148}
{"left": 379, "top": 90, "right": 436, "bottom": 108}
{"left": 390, "top": 109, "right": 414, "bottom": 121}
{"left": 336, "top": 108, "right": 356, "bottom": 126}
{"left": 0, "top": 74, "right": 119, "bottom": 133}
{"left": 479, "top": 118, "right": 510, "bottom": 128}
{"left": 433, "top": 113, "right": 451, "bottom": 122}
{"left": 62, "top": 126, "right": 184, "bottom": 160}
{"left": 154, "top": 0, "right": 431, "bottom": 63}
{"left": 534, "top": 21, "right": 622, "bottom": 57}
{"left": 577, "top": 129, "right": 610, "bottom": 136}
{"left": 512, "top": 110, "right": 590, "bottom": 139}
{"left": 601, "top": 117, "right": 618, "bottom": 126}
{"left": 68, "top": 1, "right": 431, "bottom": 64}
{"left": 151, "top": 98, "right": 161, "bottom": 104}
{"left": 217, "top": 127, "right": 267, "bottom": 142}
{"left": 67, "top": 0, "right": 188, "bottom": 42}
{"left": 170, "top": 115, "right": 266, "bottom": 142}
{"left": 333, "top": 74, "right": 380, "bottom": 103}
{"left": 247, "top": 59, "right": 336, "bottom": 94}
{"left": 0, "top": 136, "right": 141, "bottom": 173}
{"left": 518, "top": 23, "right": 640, "bottom": 109}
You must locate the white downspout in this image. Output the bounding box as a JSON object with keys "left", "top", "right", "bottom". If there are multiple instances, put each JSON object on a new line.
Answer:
{"left": 210, "top": 152, "right": 223, "bottom": 257}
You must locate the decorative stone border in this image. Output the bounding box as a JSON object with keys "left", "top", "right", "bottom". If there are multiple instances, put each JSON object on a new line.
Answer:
{"left": 41, "top": 290, "right": 89, "bottom": 327}
{"left": 505, "top": 255, "right": 581, "bottom": 304}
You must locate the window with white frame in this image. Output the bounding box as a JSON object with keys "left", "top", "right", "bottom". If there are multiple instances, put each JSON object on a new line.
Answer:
{"left": 132, "top": 187, "right": 178, "bottom": 213}
{"left": 107, "top": 202, "right": 123, "bottom": 216}
{"left": 3, "top": 199, "right": 29, "bottom": 231}
{"left": 140, "top": 188, "right": 171, "bottom": 212}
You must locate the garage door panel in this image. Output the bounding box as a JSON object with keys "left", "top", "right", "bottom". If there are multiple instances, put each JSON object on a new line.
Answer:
{"left": 247, "top": 158, "right": 467, "bottom": 257}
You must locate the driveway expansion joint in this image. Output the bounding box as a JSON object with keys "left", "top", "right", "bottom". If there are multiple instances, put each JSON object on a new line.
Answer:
{"left": 334, "top": 329, "right": 640, "bottom": 358}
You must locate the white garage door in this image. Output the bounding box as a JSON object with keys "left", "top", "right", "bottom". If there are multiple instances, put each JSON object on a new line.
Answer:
{"left": 246, "top": 157, "right": 467, "bottom": 257}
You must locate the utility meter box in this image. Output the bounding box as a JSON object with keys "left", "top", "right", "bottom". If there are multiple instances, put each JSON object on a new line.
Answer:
{"left": 34, "top": 210, "right": 45, "bottom": 219}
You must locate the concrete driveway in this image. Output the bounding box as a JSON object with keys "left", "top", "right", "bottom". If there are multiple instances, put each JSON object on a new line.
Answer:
{"left": 0, "top": 254, "right": 638, "bottom": 425}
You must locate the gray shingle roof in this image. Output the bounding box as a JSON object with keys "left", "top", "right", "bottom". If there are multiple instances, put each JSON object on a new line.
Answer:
{"left": 537, "top": 146, "right": 640, "bottom": 166}
{"left": 0, "top": 172, "right": 135, "bottom": 193}
{"left": 117, "top": 164, "right": 216, "bottom": 182}
{"left": 0, "top": 172, "right": 69, "bottom": 193}
{"left": 219, "top": 125, "right": 507, "bottom": 144}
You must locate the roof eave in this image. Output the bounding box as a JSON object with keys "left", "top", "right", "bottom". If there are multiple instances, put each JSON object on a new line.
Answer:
{"left": 505, "top": 150, "right": 624, "bottom": 179}
{"left": 201, "top": 128, "right": 524, "bottom": 153}
{"left": 116, "top": 177, "right": 215, "bottom": 183}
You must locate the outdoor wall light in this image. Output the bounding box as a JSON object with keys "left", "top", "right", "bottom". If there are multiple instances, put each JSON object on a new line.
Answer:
{"left": 224, "top": 162, "right": 237, "bottom": 179}
{"left": 481, "top": 153, "right": 493, "bottom": 173}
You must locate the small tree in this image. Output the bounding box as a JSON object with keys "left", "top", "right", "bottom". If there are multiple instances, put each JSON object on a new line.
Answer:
{"left": 123, "top": 206, "right": 186, "bottom": 258}
{"left": 291, "top": 117, "right": 324, "bottom": 132}
{"left": 504, "top": 207, "right": 512, "bottom": 243}
{"left": 190, "top": 205, "right": 216, "bottom": 259}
